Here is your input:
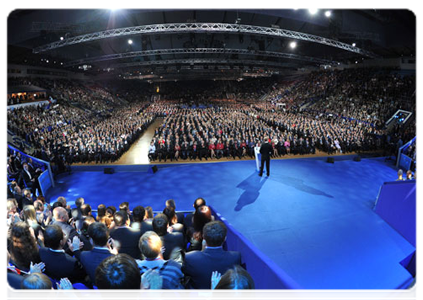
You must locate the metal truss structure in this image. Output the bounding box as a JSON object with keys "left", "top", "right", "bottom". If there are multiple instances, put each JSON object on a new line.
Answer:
{"left": 64, "top": 48, "right": 339, "bottom": 67}
{"left": 111, "top": 58, "right": 296, "bottom": 69}
{"left": 33, "top": 22, "right": 377, "bottom": 58}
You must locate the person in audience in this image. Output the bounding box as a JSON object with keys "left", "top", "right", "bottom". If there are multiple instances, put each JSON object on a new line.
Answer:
{"left": 105, "top": 206, "right": 117, "bottom": 224}
{"left": 80, "top": 222, "right": 116, "bottom": 284}
{"left": 213, "top": 265, "right": 255, "bottom": 289}
{"left": 22, "top": 205, "right": 43, "bottom": 238}
{"left": 109, "top": 211, "right": 142, "bottom": 259}
{"left": 119, "top": 201, "right": 133, "bottom": 223}
{"left": 56, "top": 196, "right": 71, "bottom": 219}
{"left": 39, "top": 224, "right": 87, "bottom": 284}
{"left": 33, "top": 200, "right": 44, "bottom": 224}
{"left": 20, "top": 273, "right": 52, "bottom": 290}
{"left": 165, "top": 199, "right": 185, "bottom": 224}
{"left": 406, "top": 170, "right": 414, "bottom": 180}
{"left": 96, "top": 204, "right": 112, "bottom": 228}
{"left": 7, "top": 199, "right": 21, "bottom": 226}
{"left": 20, "top": 163, "right": 41, "bottom": 196}
{"left": 141, "top": 269, "right": 163, "bottom": 289}
{"left": 144, "top": 206, "right": 154, "bottom": 221}
{"left": 186, "top": 205, "right": 213, "bottom": 252}
{"left": 183, "top": 197, "right": 207, "bottom": 230}
{"left": 162, "top": 206, "right": 184, "bottom": 233}
{"left": 182, "top": 221, "right": 242, "bottom": 289}
{"left": 132, "top": 205, "right": 153, "bottom": 234}
{"left": 78, "top": 216, "right": 95, "bottom": 252}
{"left": 396, "top": 169, "right": 404, "bottom": 181}
{"left": 152, "top": 214, "right": 185, "bottom": 261}
{"left": 137, "top": 231, "right": 184, "bottom": 289}
{"left": 21, "top": 189, "right": 34, "bottom": 209}
{"left": 71, "top": 197, "right": 85, "bottom": 224}
{"left": 52, "top": 207, "right": 78, "bottom": 248}
{"left": 8, "top": 222, "right": 41, "bottom": 272}
{"left": 95, "top": 254, "right": 141, "bottom": 289}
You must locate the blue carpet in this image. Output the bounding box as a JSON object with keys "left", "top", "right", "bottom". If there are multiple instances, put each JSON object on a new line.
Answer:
{"left": 46, "top": 157, "right": 415, "bottom": 289}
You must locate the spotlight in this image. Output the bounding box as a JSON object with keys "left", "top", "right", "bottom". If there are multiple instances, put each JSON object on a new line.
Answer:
{"left": 289, "top": 41, "right": 297, "bottom": 49}
{"left": 325, "top": 11, "right": 332, "bottom": 18}
{"left": 308, "top": 9, "right": 319, "bottom": 15}
{"left": 60, "top": 36, "right": 64, "bottom": 41}
{"left": 352, "top": 43, "right": 356, "bottom": 47}
{"left": 128, "top": 39, "right": 133, "bottom": 45}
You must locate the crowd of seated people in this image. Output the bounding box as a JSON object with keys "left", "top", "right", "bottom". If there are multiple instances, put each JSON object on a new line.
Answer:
{"left": 7, "top": 194, "right": 252, "bottom": 290}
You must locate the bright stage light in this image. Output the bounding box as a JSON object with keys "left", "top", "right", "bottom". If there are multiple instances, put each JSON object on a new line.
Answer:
{"left": 308, "top": 9, "right": 319, "bottom": 15}
{"left": 290, "top": 41, "right": 297, "bottom": 49}
{"left": 128, "top": 39, "right": 133, "bottom": 45}
{"left": 325, "top": 11, "right": 332, "bottom": 17}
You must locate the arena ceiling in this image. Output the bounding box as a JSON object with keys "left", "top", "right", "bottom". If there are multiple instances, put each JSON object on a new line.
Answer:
{"left": 8, "top": 9, "right": 416, "bottom": 81}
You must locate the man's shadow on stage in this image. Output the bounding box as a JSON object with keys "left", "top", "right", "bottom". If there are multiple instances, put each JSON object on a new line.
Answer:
{"left": 271, "top": 173, "right": 334, "bottom": 199}
{"left": 235, "top": 172, "right": 267, "bottom": 211}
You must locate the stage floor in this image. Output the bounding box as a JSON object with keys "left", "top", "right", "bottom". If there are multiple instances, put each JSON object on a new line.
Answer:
{"left": 46, "top": 156, "right": 415, "bottom": 289}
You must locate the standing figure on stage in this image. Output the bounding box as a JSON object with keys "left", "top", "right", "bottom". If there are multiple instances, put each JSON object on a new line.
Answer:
{"left": 259, "top": 137, "right": 273, "bottom": 177}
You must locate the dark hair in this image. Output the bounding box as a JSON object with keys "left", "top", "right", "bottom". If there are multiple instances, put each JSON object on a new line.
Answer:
{"left": 145, "top": 206, "right": 153, "bottom": 219}
{"left": 215, "top": 265, "right": 255, "bottom": 289}
{"left": 193, "top": 205, "right": 212, "bottom": 232}
{"left": 34, "top": 200, "right": 44, "bottom": 212}
{"left": 203, "top": 221, "right": 227, "bottom": 247}
{"left": 75, "top": 197, "right": 85, "bottom": 208}
{"left": 132, "top": 206, "right": 145, "bottom": 223}
{"left": 165, "top": 199, "right": 176, "bottom": 209}
{"left": 81, "top": 204, "right": 92, "bottom": 216}
{"left": 88, "top": 222, "right": 109, "bottom": 247}
{"left": 81, "top": 216, "right": 96, "bottom": 236}
{"left": 51, "top": 201, "right": 63, "bottom": 210}
{"left": 9, "top": 222, "right": 40, "bottom": 270}
{"left": 162, "top": 206, "right": 176, "bottom": 226}
{"left": 119, "top": 202, "right": 129, "bottom": 213}
{"left": 43, "top": 225, "right": 64, "bottom": 249}
{"left": 95, "top": 254, "right": 141, "bottom": 289}
{"left": 106, "top": 206, "right": 116, "bottom": 218}
{"left": 194, "top": 197, "right": 206, "bottom": 210}
{"left": 152, "top": 214, "right": 168, "bottom": 236}
{"left": 114, "top": 211, "right": 128, "bottom": 227}
{"left": 21, "top": 273, "right": 53, "bottom": 289}
{"left": 97, "top": 204, "right": 107, "bottom": 218}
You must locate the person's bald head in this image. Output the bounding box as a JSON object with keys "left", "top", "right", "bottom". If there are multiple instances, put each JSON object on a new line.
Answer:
{"left": 53, "top": 207, "right": 69, "bottom": 223}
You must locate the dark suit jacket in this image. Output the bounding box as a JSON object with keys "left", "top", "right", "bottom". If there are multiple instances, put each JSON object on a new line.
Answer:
{"left": 183, "top": 212, "right": 194, "bottom": 230}
{"left": 161, "top": 232, "right": 185, "bottom": 260}
{"left": 109, "top": 226, "right": 142, "bottom": 259}
{"left": 20, "top": 169, "right": 34, "bottom": 188}
{"left": 80, "top": 247, "right": 114, "bottom": 284}
{"left": 39, "top": 247, "right": 86, "bottom": 283}
{"left": 176, "top": 212, "right": 185, "bottom": 224}
{"left": 260, "top": 142, "right": 273, "bottom": 159}
{"left": 4, "top": 270, "right": 25, "bottom": 300}
{"left": 182, "top": 247, "right": 242, "bottom": 289}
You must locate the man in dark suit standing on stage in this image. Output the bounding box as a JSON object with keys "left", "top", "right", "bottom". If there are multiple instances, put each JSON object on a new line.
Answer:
{"left": 259, "top": 136, "right": 273, "bottom": 177}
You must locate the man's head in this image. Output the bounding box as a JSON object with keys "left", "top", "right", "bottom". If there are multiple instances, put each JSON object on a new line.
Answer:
{"left": 152, "top": 214, "right": 168, "bottom": 236}
{"left": 113, "top": 211, "right": 129, "bottom": 227}
{"left": 56, "top": 196, "right": 67, "bottom": 207}
{"left": 398, "top": 169, "right": 404, "bottom": 178}
{"left": 53, "top": 207, "right": 69, "bottom": 223}
{"left": 95, "top": 254, "right": 141, "bottom": 289}
{"left": 203, "top": 221, "right": 227, "bottom": 247}
{"left": 34, "top": 200, "right": 44, "bottom": 212}
{"left": 23, "top": 189, "right": 32, "bottom": 199}
{"left": 88, "top": 222, "right": 109, "bottom": 247}
{"left": 75, "top": 197, "right": 85, "bottom": 208}
{"left": 132, "top": 206, "right": 146, "bottom": 223}
{"left": 23, "top": 163, "right": 29, "bottom": 171}
{"left": 21, "top": 273, "right": 53, "bottom": 290}
{"left": 194, "top": 197, "right": 206, "bottom": 210}
{"left": 139, "top": 231, "right": 162, "bottom": 259}
{"left": 44, "top": 225, "right": 65, "bottom": 250}
{"left": 145, "top": 206, "right": 153, "bottom": 219}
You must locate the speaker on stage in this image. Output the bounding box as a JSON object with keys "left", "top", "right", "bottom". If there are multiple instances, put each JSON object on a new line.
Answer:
{"left": 353, "top": 156, "right": 361, "bottom": 162}
{"left": 104, "top": 167, "right": 115, "bottom": 174}
{"left": 326, "top": 157, "right": 335, "bottom": 163}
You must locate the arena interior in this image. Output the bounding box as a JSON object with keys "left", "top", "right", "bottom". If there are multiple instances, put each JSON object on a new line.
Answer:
{"left": 6, "top": 9, "right": 416, "bottom": 292}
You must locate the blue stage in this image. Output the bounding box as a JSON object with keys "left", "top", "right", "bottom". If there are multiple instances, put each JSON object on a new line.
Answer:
{"left": 46, "top": 157, "right": 415, "bottom": 289}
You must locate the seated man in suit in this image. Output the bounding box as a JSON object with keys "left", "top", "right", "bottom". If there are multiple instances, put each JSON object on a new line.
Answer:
{"left": 182, "top": 221, "right": 242, "bottom": 289}
{"left": 152, "top": 214, "right": 184, "bottom": 261}
{"left": 39, "top": 224, "right": 87, "bottom": 284}
{"left": 52, "top": 206, "right": 79, "bottom": 252}
{"left": 131, "top": 205, "right": 153, "bottom": 235}
{"left": 95, "top": 254, "right": 141, "bottom": 289}
{"left": 20, "top": 163, "right": 41, "bottom": 196}
{"left": 80, "top": 222, "right": 116, "bottom": 284}
{"left": 183, "top": 197, "right": 207, "bottom": 231}
{"left": 109, "top": 211, "right": 142, "bottom": 259}
{"left": 137, "top": 231, "right": 184, "bottom": 289}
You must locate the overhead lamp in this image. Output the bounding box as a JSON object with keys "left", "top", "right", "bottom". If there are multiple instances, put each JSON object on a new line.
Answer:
{"left": 308, "top": 8, "right": 319, "bottom": 15}
{"left": 352, "top": 43, "right": 356, "bottom": 47}
{"left": 128, "top": 39, "right": 133, "bottom": 45}
{"left": 289, "top": 41, "right": 297, "bottom": 49}
{"left": 325, "top": 11, "right": 332, "bottom": 18}
{"left": 60, "top": 37, "right": 64, "bottom": 41}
